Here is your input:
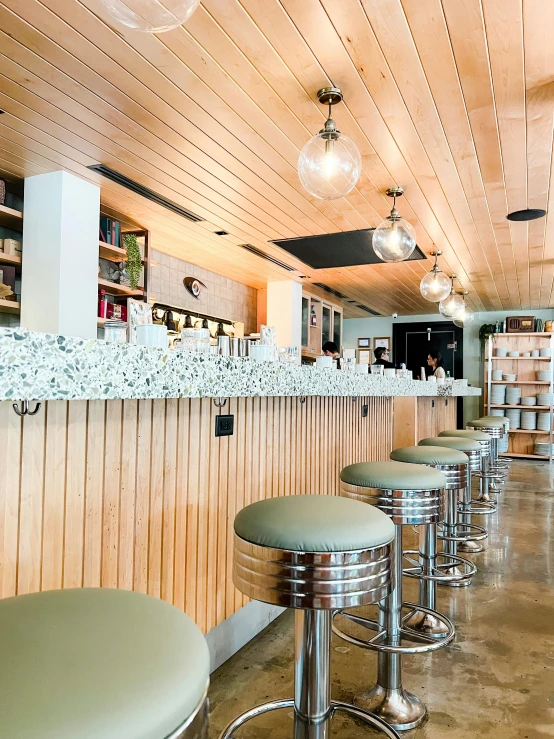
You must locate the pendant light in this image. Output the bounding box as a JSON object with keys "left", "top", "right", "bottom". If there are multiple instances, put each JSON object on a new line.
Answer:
{"left": 298, "top": 87, "right": 362, "bottom": 200}
{"left": 372, "top": 187, "right": 417, "bottom": 263}
{"left": 452, "top": 292, "right": 474, "bottom": 327}
{"left": 439, "top": 275, "right": 465, "bottom": 318}
{"left": 99, "top": 0, "right": 200, "bottom": 33}
{"left": 419, "top": 250, "right": 451, "bottom": 302}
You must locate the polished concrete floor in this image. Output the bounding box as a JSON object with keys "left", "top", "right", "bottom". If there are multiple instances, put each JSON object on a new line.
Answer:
{"left": 209, "top": 461, "right": 554, "bottom": 738}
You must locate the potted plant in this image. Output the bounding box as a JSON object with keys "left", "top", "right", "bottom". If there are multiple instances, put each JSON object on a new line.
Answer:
{"left": 123, "top": 233, "right": 142, "bottom": 290}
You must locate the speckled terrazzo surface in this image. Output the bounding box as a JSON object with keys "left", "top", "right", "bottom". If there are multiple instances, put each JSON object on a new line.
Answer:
{"left": 0, "top": 329, "right": 481, "bottom": 401}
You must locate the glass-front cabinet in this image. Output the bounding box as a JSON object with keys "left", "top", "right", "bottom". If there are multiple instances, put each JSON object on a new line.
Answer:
{"left": 301, "top": 289, "right": 343, "bottom": 360}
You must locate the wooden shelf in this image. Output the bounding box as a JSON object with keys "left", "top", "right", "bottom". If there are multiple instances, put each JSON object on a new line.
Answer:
{"left": 0, "top": 298, "right": 20, "bottom": 314}
{"left": 492, "top": 332, "right": 553, "bottom": 337}
{"left": 0, "top": 204, "right": 23, "bottom": 231}
{"left": 97, "top": 317, "right": 127, "bottom": 328}
{"left": 508, "top": 429, "right": 552, "bottom": 434}
{"left": 488, "top": 356, "right": 551, "bottom": 361}
{"left": 491, "top": 380, "right": 551, "bottom": 384}
{"left": 98, "top": 278, "right": 144, "bottom": 297}
{"left": 490, "top": 404, "right": 551, "bottom": 410}
{"left": 0, "top": 252, "right": 22, "bottom": 266}
{"left": 500, "top": 452, "right": 551, "bottom": 459}
{"left": 99, "top": 241, "right": 127, "bottom": 262}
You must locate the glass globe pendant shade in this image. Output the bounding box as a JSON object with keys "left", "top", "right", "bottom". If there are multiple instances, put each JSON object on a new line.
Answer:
{"left": 420, "top": 269, "right": 452, "bottom": 302}
{"left": 372, "top": 216, "right": 417, "bottom": 263}
{"left": 439, "top": 291, "right": 465, "bottom": 318}
{"left": 98, "top": 0, "right": 201, "bottom": 33}
{"left": 298, "top": 132, "right": 362, "bottom": 200}
{"left": 453, "top": 306, "right": 475, "bottom": 328}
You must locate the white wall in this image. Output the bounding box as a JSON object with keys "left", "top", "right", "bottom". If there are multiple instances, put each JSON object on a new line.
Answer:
{"left": 344, "top": 309, "right": 554, "bottom": 423}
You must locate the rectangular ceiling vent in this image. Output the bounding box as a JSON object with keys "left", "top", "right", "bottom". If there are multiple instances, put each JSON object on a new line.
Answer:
{"left": 356, "top": 304, "right": 381, "bottom": 316}
{"left": 271, "top": 228, "right": 425, "bottom": 269}
{"left": 312, "top": 282, "right": 350, "bottom": 300}
{"left": 87, "top": 164, "right": 204, "bottom": 223}
{"left": 239, "top": 243, "right": 295, "bottom": 271}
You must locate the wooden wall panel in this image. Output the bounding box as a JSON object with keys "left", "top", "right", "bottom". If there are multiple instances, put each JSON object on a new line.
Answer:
{"left": 0, "top": 395, "right": 393, "bottom": 632}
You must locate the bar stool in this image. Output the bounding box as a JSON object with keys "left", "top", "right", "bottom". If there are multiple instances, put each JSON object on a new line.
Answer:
{"left": 389, "top": 446, "right": 476, "bottom": 609}
{"left": 336, "top": 461, "right": 454, "bottom": 730}
{"left": 439, "top": 429, "right": 495, "bottom": 553}
{"left": 418, "top": 437, "right": 492, "bottom": 577}
{"left": 220, "top": 494, "right": 400, "bottom": 739}
{"left": 0, "top": 588, "right": 209, "bottom": 739}
{"left": 467, "top": 418, "right": 508, "bottom": 495}
{"left": 480, "top": 416, "right": 511, "bottom": 469}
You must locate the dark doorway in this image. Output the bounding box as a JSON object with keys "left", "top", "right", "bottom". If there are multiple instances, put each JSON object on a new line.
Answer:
{"left": 393, "top": 320, "right": 464, "bottom": 426}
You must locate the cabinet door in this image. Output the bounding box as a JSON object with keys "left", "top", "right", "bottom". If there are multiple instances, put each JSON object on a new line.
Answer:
{"left": 301, "top": 296, "right": 309, "bottom": 348}
{"left": 322, "top": 304, "right": 331, "bottom": 346}
{"left": 333, "top": 309, "right": 342, "bottom": 348}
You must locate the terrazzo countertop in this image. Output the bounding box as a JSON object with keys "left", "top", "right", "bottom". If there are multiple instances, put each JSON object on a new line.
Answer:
{"left": 0, "top": 329, "right": 481, "bottom": 401}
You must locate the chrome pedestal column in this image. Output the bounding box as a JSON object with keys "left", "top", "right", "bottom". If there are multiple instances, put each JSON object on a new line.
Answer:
{"left": 459, "top": 440, "right": 493, "bottom": 554}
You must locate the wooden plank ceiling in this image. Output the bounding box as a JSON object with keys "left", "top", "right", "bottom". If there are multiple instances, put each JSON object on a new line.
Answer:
{"left": 0, "top": 0, "right": 552, "bottom": 317}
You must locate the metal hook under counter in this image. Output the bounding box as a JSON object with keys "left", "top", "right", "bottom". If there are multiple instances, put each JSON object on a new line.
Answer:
{"left": 213, "top": 398, "right": 228, "bottom": 408}
{"left": 299, "top": 397, "right": 307, "bottom": 404}
{"left": 13, "top": 401, "right": 42, "bottom": 416}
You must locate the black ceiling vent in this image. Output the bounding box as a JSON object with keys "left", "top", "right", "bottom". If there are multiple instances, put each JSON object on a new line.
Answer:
{"left": 271, "top": 228, "right": 425, "bottom": 269}
{"left": 356, "top": 305, "right": 382, "bottom": 316}
{"left": 507, "top": 209, "right": 547, "bottom": 222}
{"left": 88, "top": 164, "right": 204, "bottom": 223}
{"left": 312, "top": 282, "right": 350, "bottom": 300}
{"left": 239, "top": 243, "right": 295, "bottom": 271}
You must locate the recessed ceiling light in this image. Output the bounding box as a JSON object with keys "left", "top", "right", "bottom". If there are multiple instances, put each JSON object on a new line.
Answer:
{"left": 507, "top": 208, "right": 546, "bottom": 222}
{"left": 215, "top": 230, "right": 228, "bottom": 236}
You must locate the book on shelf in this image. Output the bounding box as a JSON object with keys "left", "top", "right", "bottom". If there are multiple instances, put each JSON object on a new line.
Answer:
{"left": 99, "top": 217, "right": 121, "bottom": 247}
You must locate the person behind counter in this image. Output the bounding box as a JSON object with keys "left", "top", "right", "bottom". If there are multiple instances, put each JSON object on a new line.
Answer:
{"left": 373, "top": 346, "right": 395, "bottom": 369}
{"left": 427, "top": 350, "right": 446, "bottom": 379}
{"left": 322, "top": 341, "right": 341, "bottom": 368}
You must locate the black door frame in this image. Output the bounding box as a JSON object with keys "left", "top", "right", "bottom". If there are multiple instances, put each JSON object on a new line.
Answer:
{"left": 393, "top": 320, "right": 464, "bottom": 427}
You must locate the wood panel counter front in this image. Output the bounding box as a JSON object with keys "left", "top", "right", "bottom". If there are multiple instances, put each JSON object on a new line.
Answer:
{"left": 0, "top": 394, "right": 402, "bottom": 634}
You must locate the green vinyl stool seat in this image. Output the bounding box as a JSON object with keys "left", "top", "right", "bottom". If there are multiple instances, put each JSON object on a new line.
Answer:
{"left": 223, "top": 495, "right": 400, "bottom": 739}
{"left": 467, "top": 417, "right": 505, "bottom": 430}
{"left": 390, "top": 445, "right": 467, "bottom": 468}
{"left": 340, "top": 460, "right": 447, "bottom": 491}
{"left": 0, "top": 588, "right": 209, "bottom": 739}
{"left": 418, "top": 436, "right": 482, "bottom": 455}
{"left": 234, "top": 493, "right": 394, "bottom": 554}
{"left": 439, "top": 429, "right": 490, "bottom": 442}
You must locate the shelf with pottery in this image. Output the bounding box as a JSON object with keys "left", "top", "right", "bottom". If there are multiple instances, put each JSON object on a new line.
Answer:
{"left": 485, "top": 331, "right": 554, "bottom": 460}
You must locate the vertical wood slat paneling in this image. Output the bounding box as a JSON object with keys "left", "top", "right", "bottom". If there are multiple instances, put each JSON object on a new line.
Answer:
{"left": 0, "top": 395, "right": 394, "bottom": 632}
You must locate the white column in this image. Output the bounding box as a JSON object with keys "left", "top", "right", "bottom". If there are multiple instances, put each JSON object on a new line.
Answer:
{"left": 21, "top": 171, "right": 100, "bottom": 339}
{"left": 266, "top": 280, "right": 302, "bottom": 356}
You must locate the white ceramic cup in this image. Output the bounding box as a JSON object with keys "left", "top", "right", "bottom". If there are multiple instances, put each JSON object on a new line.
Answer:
{"left": 383, "top": 368, "right": 396, "bottom": 378}
{"left": 135, "top": 324, "right": 168, "bottom": 349}
{"left": 355, "top": 364, "right": 368, "bottom": 374}
{"left": 316, "top": 355, "right": 333, "bottom": 369}
{"left": 427, "top": 375, "right": 437, "bottom": 383}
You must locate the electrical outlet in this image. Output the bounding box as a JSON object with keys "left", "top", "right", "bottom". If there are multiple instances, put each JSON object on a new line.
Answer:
{"left": 215, "top": 414, "right": 234, "bottom": 437}
{"left": 361, "top": 404, "right": 368, "bottom": 418}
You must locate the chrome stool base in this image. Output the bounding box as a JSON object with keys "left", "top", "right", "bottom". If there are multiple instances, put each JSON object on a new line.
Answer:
{"left": 403, "top": 550, "right": 476, "bottom": 583}
{"left": 354, "top": 685, "right": 426, "bottom": 732}
{"left": 466, "top": 499, "right": 497, "bottom": 515}
{"left": 458, "top": 539, "right": 484, "bottom": 554}
{"left": 219, "top": 698, "right": 399, "bottom": 739}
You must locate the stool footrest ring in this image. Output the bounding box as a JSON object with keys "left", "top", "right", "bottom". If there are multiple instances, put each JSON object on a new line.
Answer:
{"left": 437, "top": 521, "right": 488, "bottom": 542}
{"left": 462, "top": 500, "right": 498, "bottom": 515}
{"left": 332, "top": 602, "right": 455, "bottom": 655}
{"left": 402, "top": 550, "right": 476, "bottom": 581}
{"left": 473, "top": 471, "right": 506, "bottom": 481}
{"left": 218, "top": 698, "right": 400, "bottom": 739}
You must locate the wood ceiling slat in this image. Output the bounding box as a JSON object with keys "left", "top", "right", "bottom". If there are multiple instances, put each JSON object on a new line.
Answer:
{"left": 400, "top": 0, "right": 506, "bottom": 310}
{"left": 441, "top": 0, "right": 521, "bottom": 308}
{"left": 521, "top": 0, "right": 554, "bottom": 310}
{"left": 0, "top": 0, "right": 550, "bottom": 313}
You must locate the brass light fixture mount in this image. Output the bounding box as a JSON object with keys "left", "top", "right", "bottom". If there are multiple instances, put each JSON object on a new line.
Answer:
{"left": 385, "top": 186, "right": 405, "bottom": 222}
{"left": 317, "top": 87, "right": 343, "bottom": 142}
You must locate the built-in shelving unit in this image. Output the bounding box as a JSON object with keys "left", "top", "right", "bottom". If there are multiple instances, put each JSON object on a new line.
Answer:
{"left": 0, "top": 253, "right": 22, "bottom": 267}
{"left": 98, "top": 277, "right": 144, "bottom": 298}
{"left": 485, "top": 332, "right": 554, "bottom": 460}
{"left": 301, "top": 288, "right": 343, "bottom": 361}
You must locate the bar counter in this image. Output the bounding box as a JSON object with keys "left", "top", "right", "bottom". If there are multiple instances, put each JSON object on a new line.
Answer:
{"left": 0, "top": 328, "right": 480, "bottom": 667}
